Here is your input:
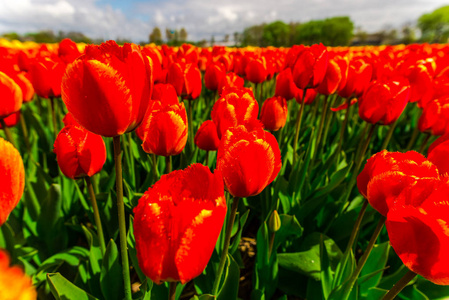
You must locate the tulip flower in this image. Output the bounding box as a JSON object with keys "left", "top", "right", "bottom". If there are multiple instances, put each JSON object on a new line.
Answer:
{"left": 167, "top": 61, "right": 202, "bottom": 100}
{"left": 427, "top": 134, "right": 449, "bottom": 175}
{"left": 418, "top": 97, "right": 449, "bottom": 136}
{"left": 245, "top": 57, "right": 268, "bottom": 84}
{"left": 275, "top": 68, "right": 301, "bottom": 101}
{"left": 357, "top": 150, "right": 440, "bottom": 216}
{"left": 61, "top": 40, "right": 153, "bottom": 137}
{"left": 194, "top": 120, "right": 220, "bottom": 151}
{"left": 138, "top": 102, "right": 188, "bottom": 157}
{"left": 0, "top": 71, "right": 22, "bottom": 119}
{"left": 211, "top": 87, "right": 259, "bottom": 139}
{"left": 217, "top": 72, "right": 244, "bottom": 93}
{"left": 152, "top": 83, "right": 179, "bottom": 107}
{"left": 260, "top": 96, "right": 288, "bottom": 131}
{"left": 58, "top": 38, "right": 81, "bottom": 64}
{"left": 0, "top": 249, "right": 36, "bottom": 300}
{"left": 292, "top": 43, "right": 328, "bottom": 89}
{"left": 53, "top": 125, "right": 107, "bottom": 179}
{"left": 0, "top": 111, "right": 20, "bottom": 129}
{"left": 29, "top": 56, "right": 65, "bottom": 99}
{"left": 316, "top": 59, "right": 342, "bottom": 96}
{"left": 205, "top": 62, "right": 226, "bottom": 91}
{"left": 338, "top": 58, "right": 373, "bottom": 99}
{"left": 0, "top": 137, "right": 25, "bottom": 226}
{"left": 133, "top": 164, "right": 226, "bottom": 284}
{"left": 386, "top": 179, "right": 449, "bottom": 285}
{"left": 358, "top": 78, "right": 410, "bottom": 125}
{"left": 217, "top": 124, "right": 281, "bottom": 198}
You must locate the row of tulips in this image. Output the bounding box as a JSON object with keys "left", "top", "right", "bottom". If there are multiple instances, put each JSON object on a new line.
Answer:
{"left": 1, "top": 37, "right": 449, "bottom": 300}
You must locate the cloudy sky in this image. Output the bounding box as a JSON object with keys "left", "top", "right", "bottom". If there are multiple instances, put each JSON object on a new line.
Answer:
{"left": 0, "top": 0, "right": 447, "bottom": 42}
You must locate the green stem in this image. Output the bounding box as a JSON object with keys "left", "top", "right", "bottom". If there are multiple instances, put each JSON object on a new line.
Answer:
{"left": 113, "top": 135, "right": 132, "bottom": 300}
{"left": 268, "top": 232, "right": 276, "bottom": 258}
{"left": 168, "top": 282, "right": 177, "bottom": 300}
{"left": 320, "top": 95, "right": 337, "bottom": 154}
{"left": 345, "top": 216, "right": 387, "bottom": 297}
{"left": 127, "top": 133, "right": 135, "bottom": 187}
{"left": 165, "top": 155, "right": 172, "bottom": 174}
{"left": 212, "top": 196, "right": 240, "bottom": 295}
{"left": 19, "top": 112, "right": 31, "bottom": 153}
{"left": 405, "top": 125, "right": 419, "bottom": 151}
{"left": 188, "top": 100, "right": 194, "bottom": 148}
{"left": 345, "top": 200, "right": 368, "bottom": 253}
{"left": 293, "top": 93, "right": 306, "bottom": 166}
{"left": 205, "top": 150, "right": 209, "bottom": 167}
{"left": 418, "top": 133, "right": 431, "bottom": 154}
{"left": 0, "top": 118, "right": 17, "bottom": 148}
{"left": 381, "top": 120, "right": 398, "bottom": 150}
{"left": 313, "top": 95, "right": 329, "bottom": 160}
{"left": 152, "top": 154, "right": 159, "bottom": 182}
{"left": 50, "top": 97, "right": 58, "bottom": 140}
{"left": 85, "top": 176, "right": 106, "bottom": 255}
{"left": 336, "top": 97, "right": 353, "bottom": 163}
{"left": 382, "top": 269, "right": 417, "bottom": 300}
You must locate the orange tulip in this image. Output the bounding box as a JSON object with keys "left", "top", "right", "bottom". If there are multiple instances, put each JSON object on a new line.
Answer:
{"left": 0, "top": 137, "right": 25, "bottom": 226}
{"left": 245, "top": 57, "right": 268, "bottom": 84}
{"left": 0, "top": 249, "right": 36, "bottom": 300}
{"left": 53, "top": 125, "right": 107, "bottom": 179}
{"left": 0, "top": 71, "right": 22, "bottom": 119}
{"left": 61, "top": 41, "right": 153, "bottom": 137}
{"left": 418, "top": 97, "right": 449, "bottom": 136}
{"left": 260, "top": 96, "right": 288, "bottom": 131}
{"left": 167, "top": 61, "right": 202, "bottom": 100}
{"left": 133, "top": 163, "right": 226, "bottom": 284}
{"left": 217, "top": 72, "right": 244, "bottom": 93}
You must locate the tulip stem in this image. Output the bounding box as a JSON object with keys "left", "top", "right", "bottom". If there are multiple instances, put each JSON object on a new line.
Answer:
{"left": 0, "top": 118, "right": 17, "bottom": 149}
{"left": 205, "top": 150, "right": 209, "bottom": 167}
{"left": 381, "top": 120, "right": 398, "bottom": 150}
{"left": 165, "top": 156, "right": 172, "bottom": 174}
{"left": 19, "top": 112, "right": 31, "bottom": 154}
{"left": 113, "top": 135, "right": 132, "bottom": 300}
{"left": 418, "top": 133, "right": 431, "bottom": 154}
{"left": 293, "top": 90, "right": 306, "bottom": 166}
{"left": 152, "top": 154, "right": 159, "bottom": 182}
{"left": 212, "top": 196, "right": 240, "bottom": 296}
{"left": 344, "top": 215, "right": 387, "bottom": 297}
{"left": 168, "top": 282, "right": 177, "bottom": 300}
{"left": 345, "top": 199, "right": 368, "bottom": 253}
{"left": 336, "top": 97, "right": 353, "bottom": 163}
{"left": 382, "top": 269, "right": 417, "bottom": 300}
{"left": 85, "top": 176, "right": 106, "bottom": 255}
{"left": 188, "top": 100, "right": 194, "bottom": 148}
{"left": 405, "top": 125, "right": 419, "bottom": 151}
{"left": 313, "top": 95, "right": 329, "bottom": 161}
{"left": 50, "top": 97, "right": 58, "bottom": 140}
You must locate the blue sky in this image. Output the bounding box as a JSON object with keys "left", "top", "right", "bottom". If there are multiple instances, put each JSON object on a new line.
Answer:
{"left": 0, "top": 0, "right": 447, "bottom": 42}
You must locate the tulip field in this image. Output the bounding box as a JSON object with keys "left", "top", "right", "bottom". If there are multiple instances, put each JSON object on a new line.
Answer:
{"left": 2, "top": 38, "right": 449, "bottom": 300}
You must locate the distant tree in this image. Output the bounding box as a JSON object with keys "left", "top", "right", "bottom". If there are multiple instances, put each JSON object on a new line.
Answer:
{"left": 166, "top": 28, "right": 175, "bottom": 42}
{"left": 321, "top": 16, "right": 354, "bottom": 46}
{"left": 223, "top": 34, "right": 230, "bottom": 43}
{"left": 179, "top": 28, "right": 188, "bottom": 42}
{"left": 210, "top": 35, "right": 215, "bottom": 46}
{"left": 241, "top": 24, "right": 265, "bottom": 46}
{"left": 418, "top": 5, "right": 449, "bottom": 42}
{"left": 149, "top": 27, "right": 163, "bottom": 44}
{"left": 233, "top": 32, "right": 240, "bottom": 46}
{"left": 288, "top": 22, "right": 300, "bottom": 46}
{"left": 25, "top": 30, "right": 57, "bottom": 43}
{"left": 262, "top": 21, "right": 289, "bottom": 47}
{"left": 295, "top": 20, "right": 324, "bottom": 45}
{"left": 1, "top": 32, "right": 21, "bottom": 41}
{"left": 401, "top": 23, "right": 416, "bottom": 44}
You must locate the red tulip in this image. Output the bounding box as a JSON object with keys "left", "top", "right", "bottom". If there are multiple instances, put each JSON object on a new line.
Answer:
{"left": 211, "top": 87, "right": 259, "bottom": 139}
{"left": 260, "top": 96, "right": 288, "bottom": 131}
{"left": 167, "top": 61, "right": 202, "bottom": 100}
{"left": 245, "top": 57, "right": 268, "bottom": 84}
{"left": 0, "top": 71, "right": 22, "bottom": 119}
{"left": 358, "top": 78, "right": 410, "bottom": 125}
{"left": 30, "top": 56, "right": 65, "bottom": 99}
{"left": 386, "top": 178, "right": 449, "bottom": 285}
{"left": 194, "top": 120, "right": 220, "bottom": 151}
{"left": 275, "top": 68, "right": 301, "bottom": 101}
{"left": 61, "top": 41, "right": 153, "bottom": 137}
{"left": 0, "top": 249, "right": 36, "bottom": 299}
{"left": 357, "top": 150, "right": 439, "bottom": 216}
{"left": 295, "top": 88, "right": 318, "bottom": 105}
{"left": 406, "top": 64, "right": 433, "bottom": 105}
{"left": 292, "top": 43, "right": 328, "bottom": 89}
{"left": 53, "top": 125, "right": 106, "bottom": 179}
{"left": 316, "top": 59, "right": 342, "bottom": 95}
{"left": 217, "top": 124, "right": 281, "bottom": 197}
{"left": 0, "top": 137, "right": 25, "bottom": 226}
{"left": 62, "top": 112, "right": 80, "bottom": 127}
{"left": 428, "top": 134, "right": 449, "bottom": 175}
{"left": 152, "top": 83, "right": 179, "bottom": 107}
{"left": 58, "top": 38, "right": 81, "bottom": 64}
{"left": 0, "top": 111, "right": 20, "bottom": 129}
{"left": 418, "top": 97, "right": 449, "bottom": 136}
{"left": 138, "top": 102, "right": 188, "bottom": 156}
{"left": 338, "top": 58, "right": 372, "bottom": 99}
{"left": 217, "top": 72, "right": 244, "bottom": 93}
{"left": 133, "top": 163, "right": 226, "bottom": 284}
{"left": 205, "top": 63, "right": 226, "bottom": 91}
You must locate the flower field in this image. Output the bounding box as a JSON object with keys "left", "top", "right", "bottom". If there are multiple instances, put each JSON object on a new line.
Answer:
{"left": 1, "top": 38, "right": 449, "bottom": 300}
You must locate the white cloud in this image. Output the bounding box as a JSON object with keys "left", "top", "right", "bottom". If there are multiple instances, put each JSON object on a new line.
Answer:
{"left": 0, "top": 0, "right": 448, "bottom": 42}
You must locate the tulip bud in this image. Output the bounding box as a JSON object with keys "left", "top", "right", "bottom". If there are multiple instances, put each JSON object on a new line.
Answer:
{"left": 268, "top": 210, "right": 281, "bottom": 233}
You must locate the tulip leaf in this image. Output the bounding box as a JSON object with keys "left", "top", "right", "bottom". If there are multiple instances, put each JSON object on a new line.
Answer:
{"left": 127, "top": 215, "right": 147, "bottom": 282}
{"left": 229, "top": 209, "right": 250, "bottom": 255}
{"left": 274, "top": 214, "right": 303, "bottom": 249}
{"left": 47, "top": 272, "right": 98, "bottom": 300}
{"left": 217, "top": 254, "right": 240, "bottom": 300}
{"left": 359, "top": 241, "right": 390, "bottom": 296}
{"left": 0, "top": 223, "right": 15, "bottom": 261}
{"left": 320, "top": 234, "right": 333, "bottom": 299}
{"left": 100, "top": 239, "right": 124, "bottom": 300}
{"left": 366, "top": 287, "right": 388, "bottom": 299}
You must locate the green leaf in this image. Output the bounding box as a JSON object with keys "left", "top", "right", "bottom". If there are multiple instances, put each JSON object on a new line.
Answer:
{"left": 100, "top": 239, "right": 124, "bottom": 300}
{"left": 274, "top": 214, "right": 303, "bottom": 249}
{"left": 0, "top": 223, "right": 15, "bottom": 261}
{"left": 278, "top": 233, "right": 342, "bottom": 281}
{"left": 321, "top": 234, "right": 333, "bottom": 299}
{"left": 229, "top": 209, "right": 250, "bottom": 256}
{"left": 190, "top": 295, "right": 215, "bottom": 300}
{"left": 47, "top": 273, "right": 98, "bottom": 300}
{"left": 217, "top": 255, "right": 240, "bottom": 300}
{"left": 359, "top": 242, "right": 390, "bottom": 296}
{"left": 366, "top": 287, "right": 388, "bottom": 300}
